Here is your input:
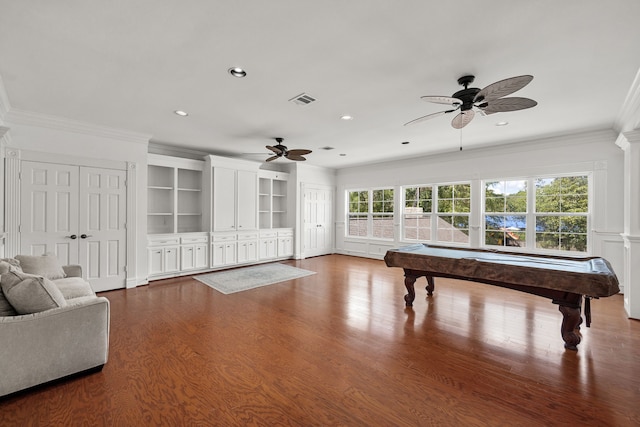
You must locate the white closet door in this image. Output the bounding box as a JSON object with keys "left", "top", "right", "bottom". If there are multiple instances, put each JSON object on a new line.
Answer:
{"left": 20, "top": 161, "right": 127, "bottom": 292}
{"left": 237, "top": 170, "right": 257, "bottom": 230}
{"left": 78, "top": 167, "right": 127, "bottom": 292}
{"left": 303, "top": 186, "right": 333, "bottom": 257}
{"left": 19, "top": 162, "right": 80, "bottom": 265}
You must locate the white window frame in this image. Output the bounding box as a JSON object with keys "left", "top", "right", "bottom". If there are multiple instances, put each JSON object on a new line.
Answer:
{"left": 481, "top": 173, "right": 591, "bottom": 254}
{"left": 346, "top": 187, "right": 395, "bottom": 240}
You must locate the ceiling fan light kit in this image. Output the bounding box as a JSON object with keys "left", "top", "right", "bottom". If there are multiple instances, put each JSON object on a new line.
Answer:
{"left": 405, "top": 74, "right": 537, "bottom": 129}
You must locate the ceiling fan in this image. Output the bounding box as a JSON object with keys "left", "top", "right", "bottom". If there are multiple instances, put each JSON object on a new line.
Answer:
{"left": 265, "top": 138, "right": 312, "bottom": 162}
{"left": 404, "top": 75, "right": 538, "bottom": 129}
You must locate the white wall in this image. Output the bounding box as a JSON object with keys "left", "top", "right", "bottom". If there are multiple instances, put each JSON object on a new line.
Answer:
{"left": 334, "top": 129, "right": 626, "bottom": 291}
{"left": 2, "top": 109, "right": 150, "bottom": 287}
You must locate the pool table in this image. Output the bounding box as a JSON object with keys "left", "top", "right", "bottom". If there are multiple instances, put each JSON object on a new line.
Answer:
{"left": 384, "top": 244, "right": 620, "bottom": 350}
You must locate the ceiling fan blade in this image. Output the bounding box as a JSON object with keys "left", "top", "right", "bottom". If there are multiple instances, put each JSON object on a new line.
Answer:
{"left": 474, "top": 75, "right": 533, "bottom": 103}
{"left": 287, "top": 149, "right": 312, "bottom": 156}
{"left": 451, "top": 110, "right": 475, "bottom": 129}
{"left": 482, "top": 97, "right": 538, "bottom": 114}
{"left": 266, "top": 145, "right": 283, "bottom": 155}
{"left": 265, "top": 155, "right": 280, "bottom": 162}
{"left": 286, "top": 154, "right": 307, "bottom": 161}
{"left": 404, "top": 109, "right": 456, "bottom": 126}
{"left": 421, "top": 96, "right": 463, "bottom": 106}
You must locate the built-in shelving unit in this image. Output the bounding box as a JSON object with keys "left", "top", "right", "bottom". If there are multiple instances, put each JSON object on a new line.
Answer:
{"left": 147, "top": 154, "right": 204, "bottom": 234}
{"left": 259, "top": 170, "right": 289, "bottom": 229}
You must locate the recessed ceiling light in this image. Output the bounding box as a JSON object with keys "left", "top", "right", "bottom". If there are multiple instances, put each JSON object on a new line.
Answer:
{"left": 495, "top": 121, "right": 509, "bottom": 126}
{"left": 401, "top": 141, "right": 410, "bottom": 145}
{"left": 339, "top": 153, "right": 346, "bottom": 156}
{"left": 174, "top": 110, "right": 188, "bottom": 117}
{"left": 340, "top": 115, "right": 353, "bottom": 121}
{"left": 228, "top": 67, "right": 247, "bottom": 78}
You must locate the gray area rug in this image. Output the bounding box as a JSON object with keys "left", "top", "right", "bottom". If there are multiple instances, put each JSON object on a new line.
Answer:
{"left": 195, "top": 263, "right": 316, "bottom": 294}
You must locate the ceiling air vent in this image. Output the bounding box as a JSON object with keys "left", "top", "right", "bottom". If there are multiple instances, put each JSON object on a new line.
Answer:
{"left": 289, "top": 93, "right": 316, "bottom": 106}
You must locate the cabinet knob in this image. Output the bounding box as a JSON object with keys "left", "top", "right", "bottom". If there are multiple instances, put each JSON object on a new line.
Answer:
{"left": 66, "top": 234, "right": 77, "bottom": 239}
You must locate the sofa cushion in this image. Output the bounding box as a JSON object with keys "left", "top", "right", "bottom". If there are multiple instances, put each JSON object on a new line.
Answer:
{"left": 0, "top": 270, "right": 67, "bottom": 315}
{"left": 15, "top": 254, "right": 66, "bottom": 280}
{"left": 54, "top": 277, "right": 95, "bottom": 300}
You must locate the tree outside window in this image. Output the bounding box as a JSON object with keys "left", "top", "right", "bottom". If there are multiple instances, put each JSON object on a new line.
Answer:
{"left": 436, "top": 183, "right": 470, "bottom": 244}
{"left": 484, "top": 180, "right": 527, "bottom": 247}
{"left": 535, "top": 176, "right": 588, "bottom": 252}
{"left": 347, "top": 188, "right": 394, "bottom": 239}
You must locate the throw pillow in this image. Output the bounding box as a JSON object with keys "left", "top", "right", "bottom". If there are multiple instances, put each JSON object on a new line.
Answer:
{"left": 0, "top": 258, "right": 22, "bottom": 273}
{"left": 1, "top": 269, "right": 67, "bottom": 314}
{"left": 0, "top": 286, "right": 18, "bottom": 316}
{"left": 15, "top": 253, "right": 67, "bottom": 280}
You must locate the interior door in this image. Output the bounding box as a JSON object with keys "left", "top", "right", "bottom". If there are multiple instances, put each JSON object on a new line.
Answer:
{"left": 303, "top": 185, "right": 333, "bottom": 257}
{"left": 20, "top": 162, "right": 127, "bottom": 292}
{"left": 19, "top": 162, "right": 80, "bottom": 265}
{"left": 78, "top": 167, "right": 127, "bottom": 292}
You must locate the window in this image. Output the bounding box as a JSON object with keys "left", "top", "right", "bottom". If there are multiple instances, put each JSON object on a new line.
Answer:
{"left": 484, "top": 180, "right": 527, "bottom": 247}
{"left": 347, "top": 188, "right": 395, "bottom": 239}
{"left": 403, "top": 186, "right": 432, "bottom": 241}
{"left": 535, "top": 176, "right": 588, "bottom": 252}
{"left": 436, "top": 183, "right": 470, "bottom": 244}
{"left": 348, "top": 190, "right": 368, "bottom": 237}
{"left": 482, "top": 175, "right": 589, "bottom": 253}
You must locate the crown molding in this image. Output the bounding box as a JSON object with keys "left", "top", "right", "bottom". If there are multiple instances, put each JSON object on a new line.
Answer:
{"left": 5, "top": 108, "right": 151, "bottom": 145}
{"left": 615, "top": 67, "right": 640, "bottom": 133}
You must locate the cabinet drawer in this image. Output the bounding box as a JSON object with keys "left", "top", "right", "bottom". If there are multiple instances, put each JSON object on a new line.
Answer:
{"left": 181, "top": 236, "right": 208, "bottom": 244}
{"left": 148, "top": 236, "right": 180, "bottom": 246}
{"left": 259, "top": 231, "right": 278, "bottom": 238}
{"left": 212, "top": 234, "right": 237, "bottom": 242}
{"left": 277, "top": 229, "right": 293, "bottom": 237}
{"left": 237, "top": 232, "right": 259, "bottom": 241}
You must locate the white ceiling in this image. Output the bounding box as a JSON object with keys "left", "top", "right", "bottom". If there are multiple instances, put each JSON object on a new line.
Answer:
{"left": 1, "top": 1, "right": 639, "bottom": 169}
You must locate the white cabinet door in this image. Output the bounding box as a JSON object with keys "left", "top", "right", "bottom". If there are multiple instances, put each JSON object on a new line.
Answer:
{"left": 194, "top": 244, "right": 208, "bottom": 269}
{"left": 181, "top": 245, "right": 195, "bottom": 270}
{"left": 164, "top": 247, "right": 179, "bottom": 272}
{"left": 148, "top": 248, "right": 164, "bottom": 276}
{"left": 237, "top": 170, "right": 257, "bottom": 230}
{"left": 212, "top": 167, "right": 237, "bottom": 231}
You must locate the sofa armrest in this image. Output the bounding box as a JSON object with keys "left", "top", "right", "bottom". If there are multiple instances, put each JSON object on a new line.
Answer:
{"left": 0, "top": 296, "right": 110, "bottom": 397}
{"left": 62, "top": 264, "right": 83, "bottom": 278}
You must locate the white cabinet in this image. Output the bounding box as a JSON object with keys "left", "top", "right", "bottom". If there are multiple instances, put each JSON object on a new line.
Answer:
{"left": 211, "top": 233, "right": 238, "bottom": 267}
{"left": 148, "top": 154, "right": 204, "bottom": 235}
{"left": 148, "top": 235, "right": 181, "bottom": 277}
{"left": 180, "top": 235, "right": 209, "bottom": 271}
{"left": 277, "top": 229, "right": 294, "bottom": 257}
{"left": 259, "top": 230, "right": 278, "bottom": 259}
{"left": 237, "top": 232, "right": 259, "bottom": 264}
{"left": 206, "top": 157, "right": 259, "bottom": 233}
{"left": 259, "top": 170, "right": 289, "bottom": 229}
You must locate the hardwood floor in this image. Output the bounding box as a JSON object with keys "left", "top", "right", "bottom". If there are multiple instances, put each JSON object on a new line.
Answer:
{"left": 2, "top": 254, "right": 639, "bottom": 426}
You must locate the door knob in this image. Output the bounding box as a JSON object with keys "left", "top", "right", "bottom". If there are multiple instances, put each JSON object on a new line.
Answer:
{"left": 80, "top": 234, "right": 93, "bottom": 239}
{"left": 67, "top": 234, "right": 77, "bottom": 239}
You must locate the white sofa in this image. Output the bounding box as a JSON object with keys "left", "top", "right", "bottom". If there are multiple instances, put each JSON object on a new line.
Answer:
{"left": 0, "top": 255, "right": 110, "bottom": 397}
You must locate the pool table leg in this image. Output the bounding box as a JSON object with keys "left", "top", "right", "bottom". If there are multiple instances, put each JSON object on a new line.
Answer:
{"left": 403, "top": 274, "right": 417, "bottom": 306}
{"left": 558, "top": 305, "right": 582, "bottom": 351}
{"left": 425, "top": 276, "right": 435, "bottom": 296}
